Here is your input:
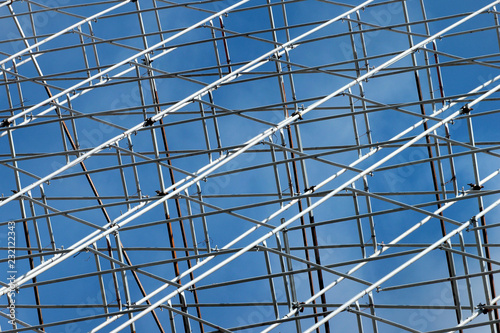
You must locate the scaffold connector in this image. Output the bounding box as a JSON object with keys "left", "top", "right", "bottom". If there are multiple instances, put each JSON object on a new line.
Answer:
{"left": 292, "top": 301, "right": 305, "bottom": 312}
{"left": 291, "top": 110, "right": 303, "bottom": 120}
{"left": 144, "top": 117, "right": 156, "bottom": 127}
{"left": 467, "top": 183, "right": 483, "bottom": 191}
{"left": 460, "top": 104, "right": 473, "bottom": 115}
{"left": 141, "top": 57, "right": 152, "bottom": 65}
{"left": 470, "top": 216, "right": 477, "bottom": 226}
{"left": 1, "top": 119, "right": 12, "bottom": 128}
{"left": 125, "top": 301, "right": 136, "bottom": 309}
{"left": 304, "top": 185, "right": 316, "bottom": 193}
{"left": 155, "top": 190, "right": 168, "bottom": 196}
{"left": 477, "top": 303, "right": 491, "bottom": 314}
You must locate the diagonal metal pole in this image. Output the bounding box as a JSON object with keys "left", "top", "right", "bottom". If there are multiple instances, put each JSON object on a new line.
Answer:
{"left": 0, "top": 0, "right": 497, "bottom": 301}
{"left": 0, "top": 1, "right": 132, "bottom": 68}
{"left": 303, "top": 194, "right": 500, "bottom": 333}
{"left": 0, "top": 0, "right": 251, "bottom": 127}
{"left": 106, "top": 43, "right": 500, "bottom": 331}
{"left": 1, "top": 5, "right": 498, "bottom": 330}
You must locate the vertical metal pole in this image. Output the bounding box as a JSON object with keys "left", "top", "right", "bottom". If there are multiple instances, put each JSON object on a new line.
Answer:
{"left": 183, "top": 189, "right": 200, "bottom": 262}
{"left": 7, "top": 130, "right": 45, "bottom": 329}
{"left": 268, "top": 136, "right": 294, "bottom": 312}
{"left": 196, "top": 182, "right": 212, "bottom": 254}
{"left": 266, "top": 2, "right": 323, "bottom": 330}
{"left": 91, "top": 242, "right": 110, "bottom": 317}
{"left": 114, "top": 231, "right": 136, "bottom": 333}
{"left": 39, "top": 184, "right": 56, "bottom": 251}
{"left": 350, "top": 10, "right": 378, "bottom": 253}
{"left": 403, "top": 1, "right": 463, "bottom": 326}
{"left": 209, "top": 20, "right": 224, "bottom": 78}
{"left": 458, "top": 233, "right": 475, "bottom": 313}
{"left": 3, "top": 58, "right": 45, "bottom": 330}
{"left": 347, "top": 11, "right": 379, "bottom": 332}
{"left": 218, "top": 16, "right": 232, "bottom": 73}
{"left": 466, "top": 116, "right": 499, "bottom": 333}
{"left": 26, "top": 190, "right": 44, "bottom": 261}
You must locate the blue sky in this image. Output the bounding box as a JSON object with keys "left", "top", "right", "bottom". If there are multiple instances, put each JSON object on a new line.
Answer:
{"left": 1, "top": 0, "right": 500, "bottom": 332}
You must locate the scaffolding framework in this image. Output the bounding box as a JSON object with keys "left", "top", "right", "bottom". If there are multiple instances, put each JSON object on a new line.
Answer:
{"left": 1, "top": 0, "right": 500, "bottom": 332}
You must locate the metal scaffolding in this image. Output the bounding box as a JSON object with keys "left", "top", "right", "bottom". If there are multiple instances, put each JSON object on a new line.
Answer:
{"left": 1, "top": 0, "right": 499, "bottom": 332}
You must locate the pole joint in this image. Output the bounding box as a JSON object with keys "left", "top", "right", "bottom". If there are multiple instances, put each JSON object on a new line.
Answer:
{"left": 144, "top": 117, "right": 156, "bottom": 127}
{"left": 477, "top": 303, "right": 492, "bottom": 314}
{"left": 291, "top": 111, "right": 303, "bottom": 120}
{"left": 292, "top": 301, "right": 305, "bottom": 312}
{"left": 1, "top": 119, "right": 12, "bottom": 128}
{"left": 460, "top": 104, "right": 473, "bottom": 115}
{"left": 304, "top": 185, "right": 316, "bottom": 193}
{"left": 155, "top": 190, "right": 168, "bottom": 196}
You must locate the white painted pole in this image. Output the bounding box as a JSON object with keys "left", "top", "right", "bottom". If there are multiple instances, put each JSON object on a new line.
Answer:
{"left": 303, "top": 195, "right": 500, "bottom": 333}
{"left": 0, "top": 1, "right": 132, "bottom": 67}
{"left": 0, "top": 0, "right": 374, "bottom": 208}
{"left": 108, "top": 71, "right": 500, "bottom": 331}
{"left": 2, "top": 1, "right": 498, "bottom": 322}
{"left": 260, "top": 167, "right": 500, "bottom": 333}
{"left": 1, "top": 0, "right": 251, "bottom": 125}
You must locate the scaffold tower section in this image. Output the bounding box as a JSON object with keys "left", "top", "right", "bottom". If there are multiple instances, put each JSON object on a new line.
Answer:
{"left": 1, "top": 0, "right": 500, "bottom": 332}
